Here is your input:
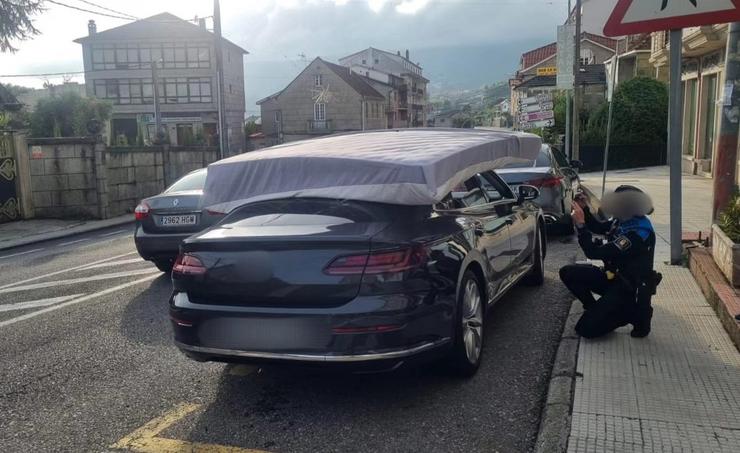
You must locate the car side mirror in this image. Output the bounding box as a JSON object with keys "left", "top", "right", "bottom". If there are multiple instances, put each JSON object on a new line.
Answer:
{"left": 517, "top": 185, "right": 540, "bottom": 202}
{"left": 570, "top": 159, "right": 583, "bottom": 169}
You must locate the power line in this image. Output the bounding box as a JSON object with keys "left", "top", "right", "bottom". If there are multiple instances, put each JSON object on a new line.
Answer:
{"left": 45, "top": 0, "right": 135, "bottom": 20}
{"left": 0, "top": 71, "right": 85, "bottom": 78}
{"left": 75, "top": 0, "right": 138, "bottom": 20}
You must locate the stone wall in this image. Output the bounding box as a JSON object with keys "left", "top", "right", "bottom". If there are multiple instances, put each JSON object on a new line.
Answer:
{"left": 22, "top": 138, "right": 220, "bottom": 219}
{"left": 27, "top": 138, "right": 99, "bottom": 219}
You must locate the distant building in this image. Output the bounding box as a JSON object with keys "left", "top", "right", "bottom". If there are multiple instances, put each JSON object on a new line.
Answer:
{"left": 650, "top": 25, "right": 729, "bottom": 179}
{"left": 257, "top": 57, "right": 386, "bottom": 144}
{"left": 339, "top": 48, "right": 429, "bottom": 127}
{"left": 74, "top": 13, "right": 248, "bottom": 152}
{"left": 509, "top": 32, "right": 618, "bottom": 128}
{"left": 429, "top": 109, "right": 466, "bottom": 128}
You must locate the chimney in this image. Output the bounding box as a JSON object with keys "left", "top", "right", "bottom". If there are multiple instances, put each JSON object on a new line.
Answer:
{"left": 88, "top": 20, "right": 97, "bottom": 36}
{"left": 405, "top": 49, "right": 409, "bottom": 60}
{"left": 198, "top": 18, "right": 206, "bottom": 29}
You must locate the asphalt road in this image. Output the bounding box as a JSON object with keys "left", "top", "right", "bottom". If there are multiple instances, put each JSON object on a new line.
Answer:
{"left": 0, "top": 225, "right": 578, "bottom": 453}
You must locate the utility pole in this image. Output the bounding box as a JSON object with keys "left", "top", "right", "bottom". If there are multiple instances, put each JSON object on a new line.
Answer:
{"left": 713, "top": 22, "right": 740, "bottom": 222}
{"left": 152, "top": 60, "right": 163, "bottom": 143}
{"left": 602, "top": 41, "right": 621, "bottom": 197}
{"left": 565, "top": 0, "right": 572, "bottom": 159}
{"left": 214, "top": 0, "right": 228, "bottom": 159}
{"left": 668, "top": 29, "right": 684, "bottom": 264}
{"left": 572, "top": 0, "right": 582, "bottom": 160}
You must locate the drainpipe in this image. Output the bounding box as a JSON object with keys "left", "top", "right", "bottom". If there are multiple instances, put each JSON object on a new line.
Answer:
{"left": 713, "top": 22, "right": 740, "bottom": 222}
{"left": 361, "top": 97, "right": 366, "bottom": 131}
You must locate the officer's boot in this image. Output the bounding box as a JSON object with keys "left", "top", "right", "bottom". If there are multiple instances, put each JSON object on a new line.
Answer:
{"left": 630, "top": 306, "right": 653, "bottom": 338}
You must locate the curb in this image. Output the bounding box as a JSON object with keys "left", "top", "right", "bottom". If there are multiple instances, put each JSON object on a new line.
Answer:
{"left": 0, "top": 216, "right": 133, "bottom": 252}
{"left": 534, "top": 300, "right": 583, "bottom": 453}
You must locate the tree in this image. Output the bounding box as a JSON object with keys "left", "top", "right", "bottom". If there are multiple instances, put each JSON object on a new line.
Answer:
{"left": 0, "top": 0, "right": 44, "bottom": 53}
{"left": 583, "top": 77, "right": 669, "bottom": 145}
{"left": 29, "top": 92, "right": 111, "bottom": 138}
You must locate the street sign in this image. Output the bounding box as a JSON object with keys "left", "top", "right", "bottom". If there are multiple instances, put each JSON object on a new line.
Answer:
{"left": 604, "top": 0, "right": 740, "bottom": 36}
{"left": 520, "top": 94, "right": 553, "bottom": 105}
{"left": 521, "top": 101, "right": 554, "bottom": 113}
{"left": 536, "top": 67, "right": 557, "bottom": 76}
{"left": 520, "top": 110, "right": 555, "bottom": 123}
{"left": 521, "top": 120, "right": 554, "bottom": 130}
{"left": 556, "top": 24, "right": 575, "bottom": 89}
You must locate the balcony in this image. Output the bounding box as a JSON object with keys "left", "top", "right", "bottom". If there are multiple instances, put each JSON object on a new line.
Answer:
{"left": 307, "top": 119, "right": 333, "bottom": 134}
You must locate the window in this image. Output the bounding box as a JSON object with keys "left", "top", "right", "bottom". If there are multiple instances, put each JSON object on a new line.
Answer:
{"left": 362, "top": 59, "right": 366, "bottom": 64}
{"left": 315, "top": 74, "right": 322, "bottom": 86}
{"left": 436, "top": 176, "right": 487, "bottom": 210}
{"left": 374, "top": 58, "right": 379, "bottom": 64}
{"left": 478, "top": 171, "right": 515, "bottom": 201}
{"left": 314, "top": 103, "right": 326, "bottom": 121}
{"left": 499, "top": 147, "right": 550, "bottom": 169}
{"left": 91, "top": 43, "right": 212, "bottom": 70}
{"left": 684, "top": 79, "right": 698, "bottom": 156}
{"left": 165, "top": 170, "right": 207, "bottom": 193}
{"left": 274, "top": 111, "right": 282, "bottom": 122}
{"left": 93, "top": 77, "right": 211, "bottom": 105}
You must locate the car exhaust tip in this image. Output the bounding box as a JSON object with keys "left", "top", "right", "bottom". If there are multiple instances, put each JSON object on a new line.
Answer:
{"left": 543, "top": 214, "right": 559, "bottom": 224}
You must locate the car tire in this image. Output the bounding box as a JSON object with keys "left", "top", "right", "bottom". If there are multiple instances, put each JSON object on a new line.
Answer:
{"left": 445, "top": 270, "right": 485, "bottom": 377}
{"left": 522, "top": 226, "right": 545, "bottom": 286}
{"left": 153, "top": 259, "right": 174, "bottom": 273}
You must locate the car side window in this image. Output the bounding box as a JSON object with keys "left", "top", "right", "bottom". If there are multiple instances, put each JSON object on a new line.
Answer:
{"left": 552, "top": 147, "right": 570, "bottom": 168}
{"left": 479, "top": 171, "right": 515, "bottom": 200}
{"left": 436, "top": 176, "right": 487, "bottom": 210}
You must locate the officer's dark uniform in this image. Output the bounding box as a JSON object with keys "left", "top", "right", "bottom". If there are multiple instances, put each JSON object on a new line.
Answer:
{"left": 559, "top": 205, "right": 659, "bottom": 339}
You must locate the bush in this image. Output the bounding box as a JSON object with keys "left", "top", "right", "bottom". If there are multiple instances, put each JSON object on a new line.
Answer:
{"left": 29, "top": 92, "right": 111, "bottom": 137}
{"left": 583, "top": 77, "right": 668, "bottom": 146}
{"left": 719, "top": 194, "right": 740, "bottom": 243}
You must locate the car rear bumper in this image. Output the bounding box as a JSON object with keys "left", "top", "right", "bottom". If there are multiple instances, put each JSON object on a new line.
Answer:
{"left": 134, "top": 224, "right": 191, "bottom": 261}
{"left": 170, "top": 290, "right": 455, "bottom": 370}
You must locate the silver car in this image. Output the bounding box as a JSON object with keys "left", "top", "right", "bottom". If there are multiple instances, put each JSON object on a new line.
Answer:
{"left": 496, "top": 145, "right": 581, "bottom": 233}
{"left": 134, "top": 169, "right": 223, "bottom": 272}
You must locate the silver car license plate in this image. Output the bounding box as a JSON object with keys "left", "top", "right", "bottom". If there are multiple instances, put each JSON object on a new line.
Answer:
{"left": 160, "top": 214, "right": 197, "bottom": 226}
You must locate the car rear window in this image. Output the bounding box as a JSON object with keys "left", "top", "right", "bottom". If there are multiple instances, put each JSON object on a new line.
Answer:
{"left": 165, "top": 170, "right": 207, "bottom": 193}
{"left": 499, "top": 149, "right": 551, "bottom": 169}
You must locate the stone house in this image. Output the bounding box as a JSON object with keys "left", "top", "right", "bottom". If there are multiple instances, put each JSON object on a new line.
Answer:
{"left": 258, "top": 57, "right": 386, "bottom": 144}
{"left": 650, "top": 25, "right": 729, "bottom": 179}
{"left": 74, "top": 13, "right": 248, "bottom": 154}
{"left": 339, "top": 48, "right": 429, "bottom": 127}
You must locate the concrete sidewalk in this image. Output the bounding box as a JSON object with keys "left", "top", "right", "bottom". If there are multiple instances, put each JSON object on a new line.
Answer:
{"left": 0, "top": 215, "right": 132, "bottom": 251}
{"left": 567, "top": 167, "right": 740, "bottom": 452}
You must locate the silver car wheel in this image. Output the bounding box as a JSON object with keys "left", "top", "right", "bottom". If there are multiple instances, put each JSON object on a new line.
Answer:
{"left": 462, "top": 278, "right": 483, "bottom": 364}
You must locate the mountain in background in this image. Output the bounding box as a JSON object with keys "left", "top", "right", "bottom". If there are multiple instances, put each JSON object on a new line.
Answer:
{"left": 244, "top": 38, "right": 548, "bottom": 114}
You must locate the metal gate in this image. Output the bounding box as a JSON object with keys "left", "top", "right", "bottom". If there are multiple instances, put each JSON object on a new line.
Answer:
{"left": 0, "top": 132, "right": 19, "bottom": 223}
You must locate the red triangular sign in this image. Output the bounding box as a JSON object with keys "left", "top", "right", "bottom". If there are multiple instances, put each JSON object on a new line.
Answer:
{"left": 604, "top": 0, "right": 740, "bottom": 37}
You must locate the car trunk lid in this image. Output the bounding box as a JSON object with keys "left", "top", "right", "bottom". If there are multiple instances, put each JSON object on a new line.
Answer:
{"left": 175, "top": 199, "right": 394, "bottom": 308}
{"left": 141, "top": 190, "right": 204, "bottom": 234}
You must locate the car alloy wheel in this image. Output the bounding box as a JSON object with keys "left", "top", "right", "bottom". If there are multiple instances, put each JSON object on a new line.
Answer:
{"left": 462, "top": 278, "right": 483, "bottom": 364}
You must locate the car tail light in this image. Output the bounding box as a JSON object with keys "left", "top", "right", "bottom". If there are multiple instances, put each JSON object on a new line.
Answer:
{"left": 527, "top": 175, "right": 563, "bottom": 188}
{"left": 134, "top": 202, "right": 150, "bottom": 220}
{"left": 205, "top": 209, "right": 226, "bottom": 216}
{"left": 172, "top": 253, "right": 206, "bottom": 276}
{"left": 324, "top": 245, "right": 428, "bottom": 275}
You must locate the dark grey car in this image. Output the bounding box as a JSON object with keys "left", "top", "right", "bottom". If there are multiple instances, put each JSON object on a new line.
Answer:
{"left": 134, "top": 169, "right": 223, "bottom": 272}
{"left": 170, "top": 170, "right": 546, "bottom": 376}
{"left": 496, "top": 145, "right": 582, "bottom": 232}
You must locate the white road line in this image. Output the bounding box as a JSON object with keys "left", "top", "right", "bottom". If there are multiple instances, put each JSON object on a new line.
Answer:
{"left": 0, "top": 248, "right": 44, "bottom": 260}
{"left": 99, "top": 229, "right": 128, "bottom": 237}
{"left": 0, "top": 268, "right": 160, "bottom": 294}
{"left": 0, "top": 275, "right": 159, "bottom": 328}
{"left": 0, "top": 294, "right": 85, "bottom": 313}
{"left": 58, "top": 238, "right": 90, "bottom": 246}
{"left": 77, "top": 258, "right": 144, "bottom": 271}
{"left": 0, "top": 251, "right": 138, "bottom": 290}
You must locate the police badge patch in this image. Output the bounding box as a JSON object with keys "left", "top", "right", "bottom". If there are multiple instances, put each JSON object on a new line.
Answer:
{"left": 614, "top": 236, "right": 632, "bottom": 251}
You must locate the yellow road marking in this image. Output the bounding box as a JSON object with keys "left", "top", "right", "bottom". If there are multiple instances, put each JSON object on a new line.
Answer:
{"left": 111, "top": 403, "right": 269, "bottom": 453}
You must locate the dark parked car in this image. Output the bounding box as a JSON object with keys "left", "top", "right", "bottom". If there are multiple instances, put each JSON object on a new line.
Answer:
{"left": 496, "top": 145, "right": 581, "bottom": 232}
{"left": 170, "top": 170, "right": 546, "bottom": 376}
{"left": 134, "top": 169, "right": 223, "bottom": 272}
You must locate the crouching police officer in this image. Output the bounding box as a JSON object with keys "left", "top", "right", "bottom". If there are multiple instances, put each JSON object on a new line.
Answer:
{"left": 559, "top": 185, "right": 662, "bottom": 339}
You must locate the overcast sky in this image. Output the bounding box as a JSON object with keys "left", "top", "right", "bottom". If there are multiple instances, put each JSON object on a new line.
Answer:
{"left": 0, "top": 0, "right": 616, "bottom": 106}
